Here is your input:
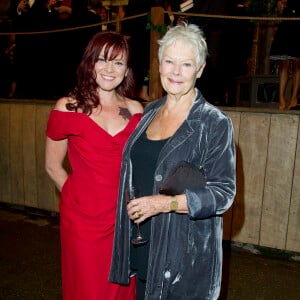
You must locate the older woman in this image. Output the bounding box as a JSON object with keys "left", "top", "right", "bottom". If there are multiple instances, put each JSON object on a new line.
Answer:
{"left": 109, "top": 23, "right": 236, "bottom": 299}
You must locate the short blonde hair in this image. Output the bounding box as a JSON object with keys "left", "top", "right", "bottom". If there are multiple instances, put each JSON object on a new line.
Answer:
{"left": 158, "top": 23, "right": 208, "bottom": 70}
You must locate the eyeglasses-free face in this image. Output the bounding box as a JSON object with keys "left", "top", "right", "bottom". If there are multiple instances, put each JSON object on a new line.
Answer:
{"left": 94, "top": 48, "right": 128, "bottom": 92}
{"left": 159, "top": 40, "right": 205, "bottom": 98}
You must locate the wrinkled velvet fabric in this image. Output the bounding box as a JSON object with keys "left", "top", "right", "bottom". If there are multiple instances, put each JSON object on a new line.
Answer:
{"left": 109, "top": 89, "right": 236, "bottom": 300}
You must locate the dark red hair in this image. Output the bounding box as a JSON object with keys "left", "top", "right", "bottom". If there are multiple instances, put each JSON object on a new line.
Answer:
{"left": 68, "top": 31, "right": 136, "bottom": 114}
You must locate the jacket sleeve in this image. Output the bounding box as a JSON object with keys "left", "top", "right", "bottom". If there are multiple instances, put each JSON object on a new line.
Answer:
{"left": 187, "top": 115, "right": 236, "bottom": 219}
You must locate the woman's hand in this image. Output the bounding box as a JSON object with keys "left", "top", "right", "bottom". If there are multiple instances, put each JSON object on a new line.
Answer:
{"left": 127, "top": 195, "right": 169, "bottom": 223}
{"left": 127, "top": 194, "right": 188, "bottom": 223}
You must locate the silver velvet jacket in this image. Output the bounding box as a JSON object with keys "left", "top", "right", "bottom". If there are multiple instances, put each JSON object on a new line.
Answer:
{"left": 109, "top": 89, "right": 236, "bottom": 300}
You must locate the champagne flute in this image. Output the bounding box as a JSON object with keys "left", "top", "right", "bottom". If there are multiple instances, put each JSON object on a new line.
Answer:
{"left": 126, "top": 187, "right": 149, "bottom": 246}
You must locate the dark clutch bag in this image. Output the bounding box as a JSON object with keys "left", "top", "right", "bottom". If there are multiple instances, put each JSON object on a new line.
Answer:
{"left": 159, "top": 161, "right": 206, "bottom": 196}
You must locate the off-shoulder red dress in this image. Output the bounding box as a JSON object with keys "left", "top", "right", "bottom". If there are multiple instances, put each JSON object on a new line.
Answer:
{"left": 46, "top": 110, "right": 142, "bottom": 300}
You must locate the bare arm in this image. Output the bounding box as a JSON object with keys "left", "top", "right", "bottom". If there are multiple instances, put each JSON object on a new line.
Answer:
{"left": 45, "top": 137, "right": 68, "bottom": 192}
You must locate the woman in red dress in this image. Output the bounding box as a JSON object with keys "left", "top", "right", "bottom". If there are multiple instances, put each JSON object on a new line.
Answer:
{"left": 45, "top": 31, "right": 143, "bottom": 300}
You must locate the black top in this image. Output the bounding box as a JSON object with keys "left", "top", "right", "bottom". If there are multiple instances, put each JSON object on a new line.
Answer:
{"left": 130, "top": 130, "right": 169, "bottom": 280}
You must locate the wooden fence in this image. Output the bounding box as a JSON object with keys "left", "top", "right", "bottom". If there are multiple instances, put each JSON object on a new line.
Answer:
{"left": 0, "top": 100, "right": 58, "bottom": 213}
{"left": 0, "top": 99, "right": 299, "bottom": 253}
{"left": 224, "top": 108, "right": 300, "bottom": 253}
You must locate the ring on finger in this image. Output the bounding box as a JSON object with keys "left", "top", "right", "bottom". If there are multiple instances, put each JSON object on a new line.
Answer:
{"left": 134, "top": 210, "right": 142, "bottom": 219}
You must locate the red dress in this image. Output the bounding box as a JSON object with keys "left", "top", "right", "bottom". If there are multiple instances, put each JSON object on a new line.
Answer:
{"left": 46, "top": 110, "right": 141, "bottom": 300}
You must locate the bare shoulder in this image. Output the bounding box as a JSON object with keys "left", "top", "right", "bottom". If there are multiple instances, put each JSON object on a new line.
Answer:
{"left": 54, "top": 97, "right": 77, "bottom": 112}
{"left": 125, "top": 98, "right": 144, "bottom": 115}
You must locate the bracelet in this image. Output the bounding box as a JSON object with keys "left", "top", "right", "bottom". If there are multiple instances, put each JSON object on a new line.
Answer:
{"left": 170, "top": 196, "right": 178, "bottom": 212}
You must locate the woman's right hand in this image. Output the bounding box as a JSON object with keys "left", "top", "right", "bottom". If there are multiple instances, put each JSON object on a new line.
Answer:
{"left": 127, "top": 195, "right": 166, "bottom": 223}
{"left": 127, "top": 194, "right": 189, "bottom": 223}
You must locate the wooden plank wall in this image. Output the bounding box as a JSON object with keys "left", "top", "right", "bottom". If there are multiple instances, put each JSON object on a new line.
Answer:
{"left": 225, "top": 109, "right": 300, "bottom": 253}
{"left": 0, "top": 100, "right": 299, "bottom": 253}
{"left": 0, "top": 100, "right": 57, "bottom": 212}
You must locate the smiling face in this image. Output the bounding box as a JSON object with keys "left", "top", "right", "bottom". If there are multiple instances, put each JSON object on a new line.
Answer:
{"left": 159, "top": 40, "right": 205, "bottom": 98}
{"left": 94, "top": 46, "right": 128, "bottom": 93}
